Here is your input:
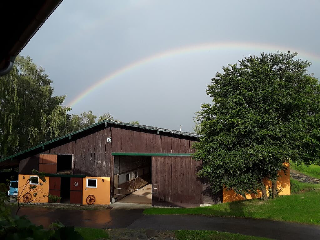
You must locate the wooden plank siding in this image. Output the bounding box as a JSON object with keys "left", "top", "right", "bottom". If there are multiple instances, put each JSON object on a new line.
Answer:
{"left": 18, "top": 125, "right": 197, "bottom": 182}
{"left": 152, "top": 156, "right": 202, "bottom": 207}
{"left": 39, "top": 154, "right": 57, "bottom": 174}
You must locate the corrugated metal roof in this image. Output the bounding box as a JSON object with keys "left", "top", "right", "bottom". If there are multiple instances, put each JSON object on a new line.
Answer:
{"left": 0, "top": 120, "right": 199, "bottom": 164}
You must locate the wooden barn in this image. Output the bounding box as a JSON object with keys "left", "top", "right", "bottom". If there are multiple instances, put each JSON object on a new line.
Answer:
{"left": 0, "top": 121, "right": 290, "bottom": 206}
{"left": 0, "top": 121, "right": 212, "bottom": 206}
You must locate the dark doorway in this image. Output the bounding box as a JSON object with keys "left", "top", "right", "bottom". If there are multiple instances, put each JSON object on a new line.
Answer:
{"left": 60, "top": 177, "right": 70, "bottom": 203}
{"left": 57, "top": 155, "right": 72, "bottom": 173}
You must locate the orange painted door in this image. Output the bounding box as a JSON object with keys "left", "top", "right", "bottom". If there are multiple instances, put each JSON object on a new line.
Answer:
{"left": 70, "top": 177, "right": 83, "bottom": 204}
{"left": 49, "top": 177, "right": 61, "bottom": 203}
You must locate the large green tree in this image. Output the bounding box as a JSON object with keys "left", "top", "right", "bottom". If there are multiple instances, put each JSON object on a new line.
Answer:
{"left": 0, "top": 56, "right": 70, "bottom": 158}
{"left": 193, "top": 52, "right": 320, "bottom": 199}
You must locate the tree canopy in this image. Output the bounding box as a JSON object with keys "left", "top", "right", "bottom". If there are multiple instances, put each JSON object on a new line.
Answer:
{"left": 193, "top": 52, "right": 320, "bottom": 199}
{"left": 0, "top": 56, "right": 138, "bottom": 159}
{"left": 0, "top": 56, "right": 70, "bottom": 157}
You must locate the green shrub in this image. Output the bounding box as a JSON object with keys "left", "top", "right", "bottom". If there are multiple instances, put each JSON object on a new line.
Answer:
{"left": 0, "top": 189, "right": 10, "bottom": 222}
{"left": 48, "top": 194, "right": 61, "bottom": 203}
{"left": 75, "top": 228, "right": 109, "bottom": 240}
{"left": 0, "top": 213, "right": 83, "bottom": 240}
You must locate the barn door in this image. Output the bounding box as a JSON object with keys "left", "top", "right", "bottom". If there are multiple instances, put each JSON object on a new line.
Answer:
{"left": 49, "top": 177, "right": 61, "bottom": 203}
{"left": 152, "top": 156, "right": 202, "bottom": 207}
{"left": 70, "top": 177, "right": 83, "bottom": 204}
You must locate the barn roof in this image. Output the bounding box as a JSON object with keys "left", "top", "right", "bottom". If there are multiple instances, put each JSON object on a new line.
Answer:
{"left": 0, "top": 120, "right": 199, "bottom": 168}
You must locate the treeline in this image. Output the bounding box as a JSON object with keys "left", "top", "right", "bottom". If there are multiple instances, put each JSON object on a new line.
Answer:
{"left": 0, "top": 56, "right": 138, "bottom": 158}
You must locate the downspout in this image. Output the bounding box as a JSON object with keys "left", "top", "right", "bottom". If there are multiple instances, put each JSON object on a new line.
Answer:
{"left": 0, "top": 56, "right": 16, "bottom": 76}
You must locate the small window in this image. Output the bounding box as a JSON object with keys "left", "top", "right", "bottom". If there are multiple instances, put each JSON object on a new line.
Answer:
{"left": 86, "top": 179, "right": 97, "bottom": 188}
{"left": 30, "top": 176, "right": 39, "bottom": 185}
{"left": 10, "top": 182, "right": 18, "bottom": 188}
{"left": 126, "top": 174, "right": 130, "bottom": 182}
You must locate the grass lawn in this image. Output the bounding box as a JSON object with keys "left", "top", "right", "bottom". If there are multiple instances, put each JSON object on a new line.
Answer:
{"left": 290, "top": 178, "right": 320, "bottom": 194}
{"left": 290, "top": 161, "right": 320, "bottom": 179}
{"left": 145, "top": 184, "right": 320, "bottom": 225}
{"left": 75, "top": 227, "right": 109, "bottom": 240}
{"left": 74, "top": 228, "right": 271, "bottom": 240}
{"left": 175, "top": 230, "right": 270, "bottom": 240}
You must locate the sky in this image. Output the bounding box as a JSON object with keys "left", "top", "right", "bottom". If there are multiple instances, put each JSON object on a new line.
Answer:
{"left": 21, "top": 0, "right": 320, "bottom": 132}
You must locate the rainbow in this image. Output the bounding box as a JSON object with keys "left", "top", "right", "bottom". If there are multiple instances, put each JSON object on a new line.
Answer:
{"left": 67, "top": 42, "right": 320, "bottom": 107}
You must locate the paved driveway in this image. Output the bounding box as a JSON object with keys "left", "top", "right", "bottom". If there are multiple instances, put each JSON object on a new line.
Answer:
{"left": 16, "top": 206, "right": 320, "bottom": 240}
{"left": 129, "top": 215, "right": 320, "bottom": 240}
{"left": 17, "top": 206, "right": 144, "bottom": 229}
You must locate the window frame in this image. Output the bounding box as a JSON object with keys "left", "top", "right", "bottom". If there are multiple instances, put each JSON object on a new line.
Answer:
{"left": 29, "top": 176, "right": 39, "bottom": 185}
{"left": 86, "top": 178, "right": 97, "bottom": 188}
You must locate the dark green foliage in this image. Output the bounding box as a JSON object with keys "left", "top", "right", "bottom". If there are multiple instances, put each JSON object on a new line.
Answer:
{"left": 0, "top": 56, "right": 71, "bottom": 158}
{"left": 0, "top": 191, "right": 10, "bottom": 222}
{"left": 67, "top": 111, "right": 125, "bottom": 132}
{"left": 75, "top": 228, "right": 109, "bottom": 240}
{"left": 194, "top": 52, "right": 320, "bottom": 197}
{"left": 0, "top": 215, "right": 83, "bottom": 240}
{"left": 0, "top": 55, "right": 137, "bottom": 159}
{"left": 31, "top": 169, "right": 46, "bottom": 183}
{"left": 49, "top": 224, "right": 83, "bottom": 240}
{"left": 48, "top": 194, "right": 61, "bottom": 203}
{"left": 0, "top": 215, "right": 49, "bottom": 240}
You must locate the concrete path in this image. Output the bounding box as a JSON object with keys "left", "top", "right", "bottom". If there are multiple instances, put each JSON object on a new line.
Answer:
{"left": 16, "top": 206, "right": 320, "bottom": 240}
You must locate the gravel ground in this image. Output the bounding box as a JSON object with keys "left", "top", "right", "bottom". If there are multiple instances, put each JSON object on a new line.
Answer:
{"left": 290, "top": 169, "right": 320, "bottom": 184}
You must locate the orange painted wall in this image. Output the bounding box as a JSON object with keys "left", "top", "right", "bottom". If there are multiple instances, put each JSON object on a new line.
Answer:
{"left": 276, "top": 162, "right": 290, "bottom": 195}
{"left": 18, "top": 175, "right": 49, "bottom": 203}
{"left": 223, "top": 163, "right": 290, "bottom": 203}
{"left": 82, "top": 177, "right": 110, "bottom": 205}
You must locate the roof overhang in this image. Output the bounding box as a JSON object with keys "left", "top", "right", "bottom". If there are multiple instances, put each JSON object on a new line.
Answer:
{"left": 0, "top": 0, "right": 63, "bottom": 75}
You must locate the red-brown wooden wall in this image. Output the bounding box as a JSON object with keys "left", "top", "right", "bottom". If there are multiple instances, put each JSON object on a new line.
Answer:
{"left": 152, "top": 156, "right": 202, "bottom": 206}
{"left": 19, "top": 125, "right": 196, "bottom": 178}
